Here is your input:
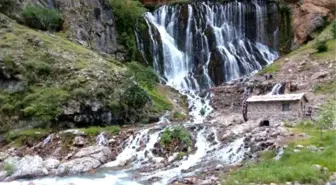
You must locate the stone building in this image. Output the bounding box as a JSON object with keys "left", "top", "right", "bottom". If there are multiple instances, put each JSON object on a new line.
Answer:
{"left": 246, "top": 93, "right": 309, "bottom": 121}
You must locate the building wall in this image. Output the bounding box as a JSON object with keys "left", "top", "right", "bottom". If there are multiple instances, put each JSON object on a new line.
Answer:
{"left": 247, "top": 100, "right": 307, "bottom": 121}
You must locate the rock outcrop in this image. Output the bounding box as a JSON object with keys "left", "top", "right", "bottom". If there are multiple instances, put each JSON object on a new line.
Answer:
{"left": 4, "top": 0, "right": 122, "bottom": 57}
{"left": 290, "top": 0, "right": 335, "bottom": 46}
{"left": 4, "top": 156, "right": 49, "bottom": 181}
{"left": 56, "top": 145, "right": 112, "bottom": 175}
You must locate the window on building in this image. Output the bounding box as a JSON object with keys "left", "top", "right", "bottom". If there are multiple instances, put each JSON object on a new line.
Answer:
{"left": 282, "top": 103, "right": 290, "bottom": 111}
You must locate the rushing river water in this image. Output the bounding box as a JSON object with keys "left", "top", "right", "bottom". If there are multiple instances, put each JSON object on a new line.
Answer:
{"left": 2, "top": 1, "right": 280, "bottom": 185}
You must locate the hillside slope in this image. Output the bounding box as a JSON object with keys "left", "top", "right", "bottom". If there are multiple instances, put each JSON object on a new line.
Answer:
{"left": 0, "top": 14, "right": 187, "bottom": 133}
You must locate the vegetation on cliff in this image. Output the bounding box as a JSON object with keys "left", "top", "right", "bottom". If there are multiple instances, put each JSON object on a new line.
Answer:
{"left": 21, "top": 4, "right": 62, "bottom": 31}
{"left": 0, "top": 13, "right": 184, "bottom": 133}
{"left": 109, "top": 0, "right": 147, "bottom": 61}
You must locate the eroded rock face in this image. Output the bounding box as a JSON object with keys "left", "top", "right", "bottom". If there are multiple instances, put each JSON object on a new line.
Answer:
{"left": 56, "top": 145, "right": 111, "bottom": 175}
{"left": 55, "top": 0, "right": 120, "bottom": 56}
{"left": 11, "top": 0, "right": 121, "bottom": 57}
{"left": 291, "top": 0, "right": 335, "bottom": 45}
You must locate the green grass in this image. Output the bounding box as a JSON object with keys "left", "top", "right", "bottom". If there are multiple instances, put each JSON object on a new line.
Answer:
{"left": 258, "top": 61, "right": 282, "bottom": 75}
{"left": 79, "top": 126, "right": 120, "bottom": 136}
{"left": 222, "top": 128, "right": 336, "bottom": 185}
{"left": 172, "top": 111, "right": 187, "bottom": 121}
{"left": 313, "top": 80, "right": 336, "bottom": 94}
{"left": 4, "top": 128, "right": 51, "bottom": 146}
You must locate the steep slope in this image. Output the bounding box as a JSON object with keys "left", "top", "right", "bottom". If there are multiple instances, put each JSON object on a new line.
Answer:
{"left": 0, "top": 14, "right": 187, "bottom": 133}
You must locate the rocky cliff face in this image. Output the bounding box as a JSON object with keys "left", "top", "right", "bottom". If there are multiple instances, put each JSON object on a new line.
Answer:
{"left": 4, "top": 0, "right": 124, "bottom": 59}
{"left": 287, "top": 0, "right": 335, "bottom": 46}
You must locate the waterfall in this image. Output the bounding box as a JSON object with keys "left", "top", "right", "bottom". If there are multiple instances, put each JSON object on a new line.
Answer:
{"left": 3, "top": 2, "right": 281, "bottom": 185}
{"left": 136, "top": 1, "right": 279, "bottom": 121}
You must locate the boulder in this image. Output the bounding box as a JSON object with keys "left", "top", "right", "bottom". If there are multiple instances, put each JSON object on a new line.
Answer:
{"left": 291, "top": 1, "right": 334, "bottom": 45}
{"left": 56, "top": 146, "right": 111, "bottom": 175}
{"left": 43, "top": 158, "right": 60, "bottom": 170}
{"left": 96, "top": 132, "right": 109, "bottom": 146}
{"left": 73, "top": 136, "right": 86, "bottom": 147}
{"left": 5, "top": 156, "right": 48, "bottom": 180}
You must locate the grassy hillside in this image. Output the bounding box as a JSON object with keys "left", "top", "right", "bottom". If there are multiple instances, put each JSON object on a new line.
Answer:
{"left": 0, "top": 13, "right": 186, "bottom": 133}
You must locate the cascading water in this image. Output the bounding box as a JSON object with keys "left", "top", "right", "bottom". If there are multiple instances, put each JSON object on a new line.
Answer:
{"left": 268, "top": 83, "right": 283, "bottom": 95}
{"left": 3, "top": 1, "right": 281, "bottom": 185}
{"left": 136, "top": 0, "right": 279, "bottom": 122}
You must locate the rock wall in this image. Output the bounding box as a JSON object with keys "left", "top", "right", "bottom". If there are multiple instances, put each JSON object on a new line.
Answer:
{"left": 3, "top": 0, "right": 124, "bottom": 58}
{"left": 288, "top": 0, "right": 335, "bottom": 46}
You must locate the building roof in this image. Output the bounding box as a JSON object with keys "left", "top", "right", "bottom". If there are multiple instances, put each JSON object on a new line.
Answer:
{"left": 246, "top": 93, "right": 308, "bottom": 103}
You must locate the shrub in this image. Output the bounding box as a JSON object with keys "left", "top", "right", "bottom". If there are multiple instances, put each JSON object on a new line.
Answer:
{"left": 121, "top": 84, "right": 150, "bottom": 109}
{"left": 21, "top": 4, "right": 62, "bottom": 31}
{"left": 315, "top": 40, "right": 328, "bottom": 53}
{"left": 160, "top": 126, "right": 192, "bottom": 146}
{"left": 109, "top": 0, "right": 147, "bottom": 60}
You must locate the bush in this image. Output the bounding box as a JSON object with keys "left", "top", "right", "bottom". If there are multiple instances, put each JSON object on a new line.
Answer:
{"left": 109, "top": 0, "right": 147, "bottom": 60}
{"left": 160, "top": 126, "right": 192, "bottom": 146}
{"left": 121, "top": 84, "right": 150, "bottom": 109}
{"left": 315, "top": 40, "right": 328, "bottom": 53}
{"left": 21, "top": 4, "right": 62, "bottom": 31}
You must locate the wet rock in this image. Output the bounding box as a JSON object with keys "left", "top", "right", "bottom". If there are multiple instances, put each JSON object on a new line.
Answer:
{"left": 73, "top": 136, "right": 86, "bottom": 147}
{"left": 57, "top": 146, "right": 112, "bottom": 175}
{"left": 168, "top": 153, "right": 179, "bottom": 163}
{"left": 5, "top": 155, "right": 48, "bottom": 180}
{"left": 43, "top": 158, "right": 60, "bottom": 170}
{"left": 293, "top": 149, "right": 301, "bottom": 153}
{"left": 152, "top": 157, "right": 165, "bottom": 164}
{"left": 96, "top": 132, "right": 109, "bottom": 146}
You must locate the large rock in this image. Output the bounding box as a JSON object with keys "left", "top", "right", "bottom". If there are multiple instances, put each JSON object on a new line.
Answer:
{"left": 43, "top": 158, "right": 60, "bottom": 170}
{"left": 291, "top": 1, "right": 335, "bottom": 45}
{"left": 4, "top": 156, "right": 48, "bottom": 180}
{"left": 56, "top": 146, "right": 111, "bottom": 175}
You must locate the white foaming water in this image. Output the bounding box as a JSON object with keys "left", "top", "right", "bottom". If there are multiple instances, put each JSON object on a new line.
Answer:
{"left": 104, "top": 128, "right": 163, "bottom": 168}
{"left": 0, "top": 172, "right": 141, "bottom": 185}
{"left": 268, "top": 83, "right": 282, "bottom": 95}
